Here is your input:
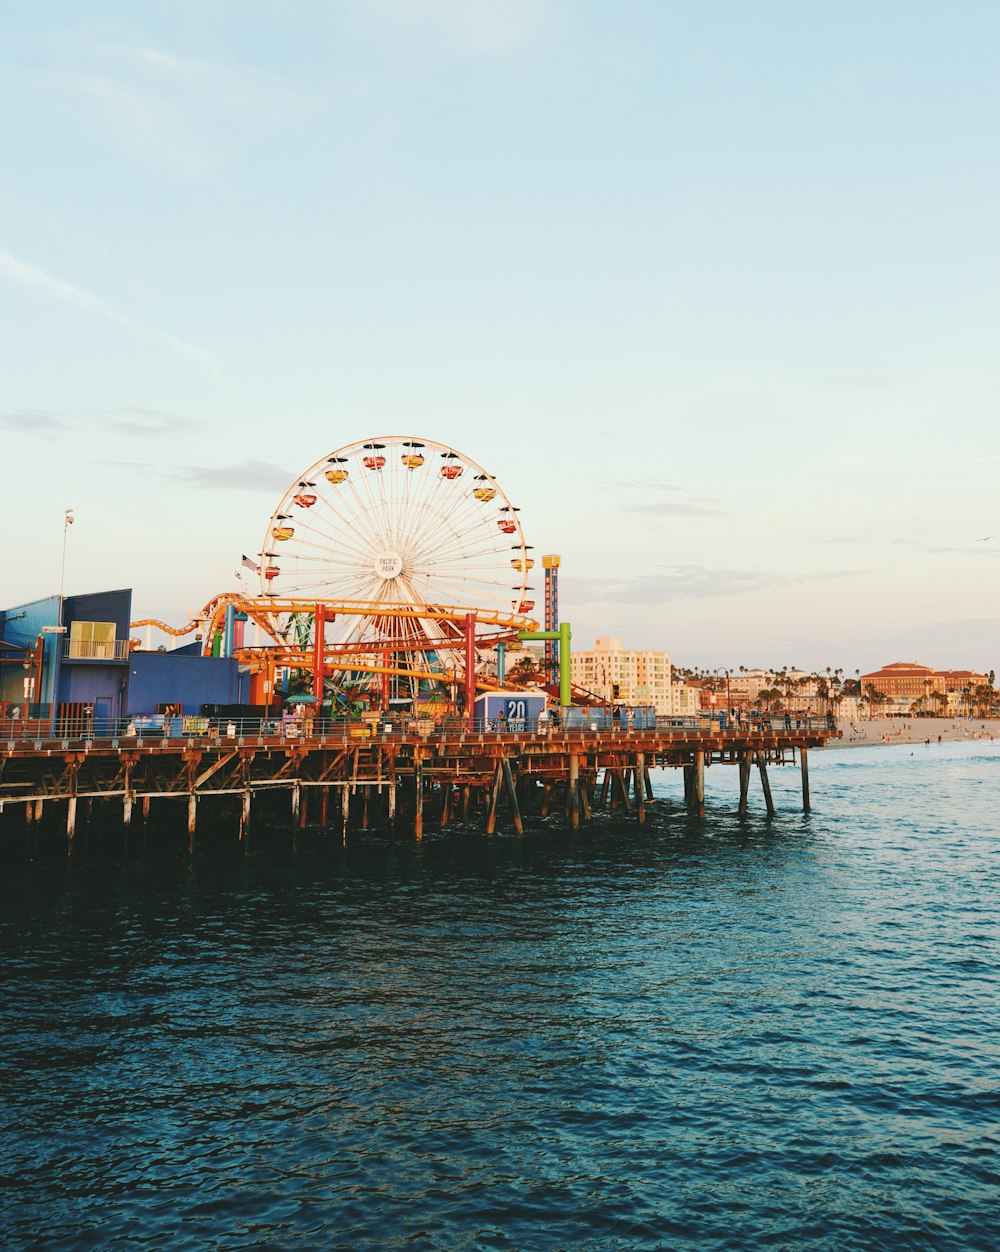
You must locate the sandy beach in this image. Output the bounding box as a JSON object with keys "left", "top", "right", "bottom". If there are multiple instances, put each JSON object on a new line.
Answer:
{"left": 827, "top": 716, "right": 1000, "bottom": 748}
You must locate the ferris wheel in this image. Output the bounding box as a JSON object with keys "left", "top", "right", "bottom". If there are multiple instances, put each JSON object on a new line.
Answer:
{"left": 258, "top": 436, "right": 535, "bottom": 665}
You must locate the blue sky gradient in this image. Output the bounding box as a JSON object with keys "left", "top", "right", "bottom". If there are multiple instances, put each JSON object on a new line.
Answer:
{"left": 3, "top": 1, "right": 998, "bottom": 670}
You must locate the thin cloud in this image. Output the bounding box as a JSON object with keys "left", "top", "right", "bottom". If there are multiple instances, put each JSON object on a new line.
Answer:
{"left": 0, "top": 407, "right": 193, "bottom": 437}
{"left": 105, "top": 459, "right": 291, "bottom": 493}
{"left": 0, "top": 248, "right": 219, "bottom": 369}
{"left": 625, "top": 501, "right": 723, "bottom": 517}
{"left": 567, "top": 564, "right": 863, "bottom": 606}
{"left": 893, "top": 537, "right": 1000, "bottom": 558}
{"left": 345, "top": 0, "right": 561, "bottom": 57}
{"left": 23, "top": 36, "right": 328, "bottom": 178}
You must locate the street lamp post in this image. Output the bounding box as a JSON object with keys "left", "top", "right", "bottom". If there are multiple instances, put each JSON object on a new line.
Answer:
{"left": 48, "top": 509, "right": 74, "bottom": 735}
{"left": 59, "top": 508, "right": 74, "bottom": 628}
{"left": 714, "top": 667, "right": 731, "bottom": 716}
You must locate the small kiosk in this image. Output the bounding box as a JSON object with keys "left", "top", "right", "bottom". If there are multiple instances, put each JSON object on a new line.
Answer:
{"left": 473, "top": 690, "right": 547, "bottom": 731}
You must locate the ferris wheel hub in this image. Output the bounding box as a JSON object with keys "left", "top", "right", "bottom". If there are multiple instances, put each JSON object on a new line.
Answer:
{"left": 374, "top": 550, "right": 404, "bottom": 580}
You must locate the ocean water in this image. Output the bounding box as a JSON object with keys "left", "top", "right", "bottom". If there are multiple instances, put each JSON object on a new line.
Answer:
{"left": 2, "top": 740, "right": 999, "bottom": 1250}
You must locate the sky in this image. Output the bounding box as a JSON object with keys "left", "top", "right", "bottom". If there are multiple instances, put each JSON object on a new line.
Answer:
{"left": 2, "top": 0, "right": 999, "bottom": 674}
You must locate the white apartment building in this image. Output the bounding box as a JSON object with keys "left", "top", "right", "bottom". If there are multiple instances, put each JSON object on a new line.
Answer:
{"left": 571, "top": 636, "right": 676, "bottom": 715}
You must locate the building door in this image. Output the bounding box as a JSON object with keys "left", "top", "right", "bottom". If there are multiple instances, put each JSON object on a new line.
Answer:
{"left": 94, "top": 697, "right": 112, "bottom": 727}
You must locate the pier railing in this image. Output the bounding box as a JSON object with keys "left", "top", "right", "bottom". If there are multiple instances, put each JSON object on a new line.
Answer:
{"left": 2, "top": 712, "right": 839, "bottom": 748}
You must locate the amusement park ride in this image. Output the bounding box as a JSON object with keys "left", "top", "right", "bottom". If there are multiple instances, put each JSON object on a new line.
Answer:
{"left": 132, "top": 437, "right": 562, "bottom": 724}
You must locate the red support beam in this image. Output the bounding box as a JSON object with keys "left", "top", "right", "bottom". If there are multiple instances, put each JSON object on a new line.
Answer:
{"left": 313, "top": 603, "right": 326, "bottom": 700}
{"left": 464, "top": 612, "right": 477, "bottom": 730}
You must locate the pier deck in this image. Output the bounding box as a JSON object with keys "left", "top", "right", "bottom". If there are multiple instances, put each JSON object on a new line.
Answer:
{"left": 1, "top": 718, "right": 838, "bottom": 852}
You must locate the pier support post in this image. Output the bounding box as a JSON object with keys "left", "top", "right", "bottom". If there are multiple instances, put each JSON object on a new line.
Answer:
{"left": 66, "top": 795, "right": 77, "bottom": 856}
{"left": 695, "top": 750, "right": 705, "bottom": 819}
{"left": 187, "top": 793, "right": 197, "bottom": 854}
{"left": 414, "top": 757, "right": 424, "bottom": 840}
{"left": 461, "top": 784, "right": 471, "bottom": 824}
{"left": 320, "top": 786, "right": 329, "bottom": 829}
{"left": 342, "top": 784, "right": 350, "bottom": 842}
{"left": 388, "top": 782, "right": 397, "bottom": 829}
{"left": 123, "top": 763, "right": 134, "bottom": 828}
{"left": 614, "top": 769, "right": 633, "bottom": 814}
{"left": 440, "top": 782, "right": 452, "bottom": 829}
{"left": 568, "top": 753, "right": 580, "bottom": 829}
{"left": 635, "top": 753, "right": 646, "bottom": 824}
{"left": 485, "top": 761, "right": 503, "bottom": 835}
{"left": 738, "top": 753, "right": 751, "bottom": 815}
{"left": 502, "top": 757, "right": 523, "bottom": 836}
{"left": 756, "top": 752, "right": 775, "bottom": 817}
{"left": 239, "top": 789, "right": 251, "bottom": 849}
{"left": 800, "top": 747, "right": 811, "bottom": 813}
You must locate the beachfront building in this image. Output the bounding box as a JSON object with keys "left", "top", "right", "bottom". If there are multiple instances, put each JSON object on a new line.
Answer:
{"left": 860, "top": 661, "right": 992, "bottom": 716}
{"left": 571, "top": 636, "right": 675, "bottom": 715}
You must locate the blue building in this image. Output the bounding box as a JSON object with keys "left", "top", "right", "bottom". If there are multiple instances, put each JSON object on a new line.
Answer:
{"left": 1, "top": 588, "right": 249, "bottom": 726}
{"left": 0, "top": 588, "right": 132, "bottom": 723}
{"left": 127, "top": 643, "right": 249, "bottom": 716}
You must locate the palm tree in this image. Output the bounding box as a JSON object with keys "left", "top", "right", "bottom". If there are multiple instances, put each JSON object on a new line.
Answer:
{"left": 510, "top": 655, "right": 545, "bottom": 687}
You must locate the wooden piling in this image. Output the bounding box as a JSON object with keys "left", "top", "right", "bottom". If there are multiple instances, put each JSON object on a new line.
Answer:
{"left": 756, "top": 752, "right": 775, "bottom": 817}
{"left": 502, "top": 757, "right": 523, "bottom": 836}
{"left": 636, "top": 753, "right": 646, "bottom": 824}
{"left": 695, "top": 750, "right": 705, "bottom": 819}
{"left": 738, "top": 752, "right": 751, "bottom": 815}
{"left": 800, "top": 747, "right": 811, "bottom": 813}
{"left": 485, "top": 761, "right": 503, "bottom": 835}
{"left": 239, "top": 789, "right": 251, "bottom": 848}
{"left": 414, "top": 756, "right": 424, "bottom": 840}
{"left": 568, "top": 753, "right": 580, "bottom": 829}
{"left": 66, "top": 795, "right": 77, "bottom": 855}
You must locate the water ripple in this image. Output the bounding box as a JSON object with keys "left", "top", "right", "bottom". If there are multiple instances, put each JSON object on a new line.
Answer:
{"left": 2, "top": 740, "right": 999, "bottom": 1248}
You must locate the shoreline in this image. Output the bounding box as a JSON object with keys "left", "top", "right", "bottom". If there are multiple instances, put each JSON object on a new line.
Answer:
{"left": 825, "top": 716, "right": 1000, "bottom": 749}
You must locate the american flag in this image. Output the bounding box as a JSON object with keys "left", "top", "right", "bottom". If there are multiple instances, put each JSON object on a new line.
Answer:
{"left": 242, "top": 554, "right": 260, "bottom": 573}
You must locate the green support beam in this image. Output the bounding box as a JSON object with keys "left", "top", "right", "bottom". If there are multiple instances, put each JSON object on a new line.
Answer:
{"left": 518, "top": 621, "right": 571, "bottom": 706}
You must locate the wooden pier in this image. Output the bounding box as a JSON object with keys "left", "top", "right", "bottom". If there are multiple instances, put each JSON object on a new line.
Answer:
{"left": 0, "top": 719, "right": 837, "bottom": 855}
